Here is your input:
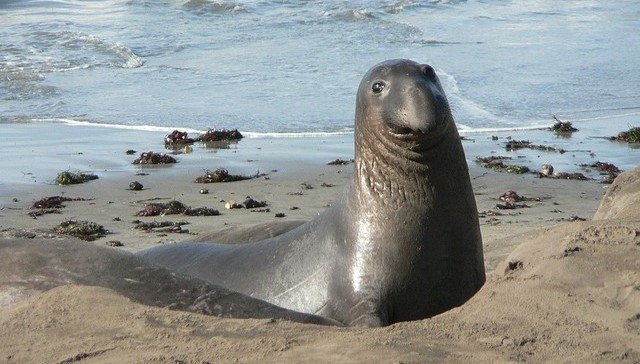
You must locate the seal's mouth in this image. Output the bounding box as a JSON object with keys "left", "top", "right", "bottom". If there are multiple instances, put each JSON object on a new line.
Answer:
{"left": 384, "top": 117, "right": 452, "bottom": 155}
{"left": 388, "top": 124, "right": 414, "bottom": 135}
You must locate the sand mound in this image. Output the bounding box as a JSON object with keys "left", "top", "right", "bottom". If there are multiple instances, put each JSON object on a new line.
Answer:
{"left": 594, "top": 167, "right": 640, "bottom": 220}
{"left": 1, "top": 169, "right": 639, "bottom": 362}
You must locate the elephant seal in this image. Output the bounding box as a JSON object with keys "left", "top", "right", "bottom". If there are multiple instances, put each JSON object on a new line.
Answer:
{"left": 138, "top": 59, "right": 485, "bottom": 327}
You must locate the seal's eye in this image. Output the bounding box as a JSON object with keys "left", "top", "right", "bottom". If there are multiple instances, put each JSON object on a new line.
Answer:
{"left": 372, "top": 82, "right": 385, "bottom": 94}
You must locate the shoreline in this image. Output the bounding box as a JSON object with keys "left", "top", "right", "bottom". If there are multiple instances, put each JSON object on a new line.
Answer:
{"left": 1, "top": 111, "right": 638, "bottom": 190}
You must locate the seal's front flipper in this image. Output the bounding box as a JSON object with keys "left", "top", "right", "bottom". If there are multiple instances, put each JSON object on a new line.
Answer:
{"left": 317, "top": 296, "right": 389, "bottom": 327}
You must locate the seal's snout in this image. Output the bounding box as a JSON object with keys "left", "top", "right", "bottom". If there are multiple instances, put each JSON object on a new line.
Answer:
{"left": 383, "top": 64, "right": 448, "bottom": 136}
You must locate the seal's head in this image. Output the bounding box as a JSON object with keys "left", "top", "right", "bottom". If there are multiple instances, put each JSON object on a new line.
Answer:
{"left": 355, "top": 59, "right": 453, "bottom": 150}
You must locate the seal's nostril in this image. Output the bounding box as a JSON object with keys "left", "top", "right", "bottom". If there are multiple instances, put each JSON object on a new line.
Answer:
{"left": 421, "top": 65, "right": 436, "bottom": 78}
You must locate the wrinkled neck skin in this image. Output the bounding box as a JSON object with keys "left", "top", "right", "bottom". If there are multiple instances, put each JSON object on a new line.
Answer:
{"left": 353, "top": 113, "right": 461, "bottom": 207}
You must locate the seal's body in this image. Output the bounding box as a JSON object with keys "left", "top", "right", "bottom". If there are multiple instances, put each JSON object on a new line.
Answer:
{"left": 138, "top": 59, "right": 485, "bottom": 326}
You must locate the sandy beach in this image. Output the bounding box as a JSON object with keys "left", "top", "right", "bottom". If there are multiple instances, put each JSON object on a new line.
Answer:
{"left": 1, "top": 119, "right": 639, "bottom": 362}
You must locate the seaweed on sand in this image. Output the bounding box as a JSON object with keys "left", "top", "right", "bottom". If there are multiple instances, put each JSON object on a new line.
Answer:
{"left": 31, "top": 196, "right": 91, "bottom": 209}
{"left": 610, "top": 127, "right": 640, "bottom": 144}
{"left": 54, "top": 220, "right": 107, "bottom": 241}
{"left": 327, "top": 158, "right": 353, "bottom": 165}
{"left": 29, "top": 196, "right": 91, "bottom": 218}
{"left": 165, "top": 130, "right": 195, "bottom": 146}
{"left": 132, "top": 152, "right": 177, "bottom": 165}
{"left": 553, "top": 172, "right": 589, "bottom": 181}
{"left": 133, "top": 220, "right": 190, "bottom": 233}
{"left": 183, "top": 207, "right": 220, "bottom": 216}
{"left": 55, "top": 171, "right": 99, "bottom": 185}
{"left": 505, "top": 140, "right": 565, "bottom": 153}
{"left": 550, "top": 116, "right": 578, "bottom": 134}
{"left": 580, "top": 161, "right": 622, "bottom": 184}
{"left": 135, "top": 200, "right": 220, "bottom": 217}
{"left": 200, "top": 128, "right": 243, "bottom": 142}
{"left": 475, "top": 156, "right": 530, "bottom": 174}
{"left": 194, "top": 169, "right": 253, "bottom": 183}
{"left": 496, "top": 190, "right": 540, "bottom": 209}
{"left": 243, "top": 197, "right": 267, "bottom": 209}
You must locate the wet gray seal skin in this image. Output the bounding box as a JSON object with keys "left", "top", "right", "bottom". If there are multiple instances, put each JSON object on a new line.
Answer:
{"left": 0, "top": 237, "right": 336, "bottom": 325}
{"left": 138, "top": 59, "right": 486, "bottom": 327}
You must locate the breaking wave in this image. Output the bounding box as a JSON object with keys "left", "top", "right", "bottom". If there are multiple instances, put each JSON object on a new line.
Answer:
{"left": 182, "top": 0, "right": 247, "bottom": 14}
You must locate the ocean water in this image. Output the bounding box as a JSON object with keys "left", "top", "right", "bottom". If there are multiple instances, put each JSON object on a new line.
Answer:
{"left": 1, "top": 0, "right": 639, "bottom": 135}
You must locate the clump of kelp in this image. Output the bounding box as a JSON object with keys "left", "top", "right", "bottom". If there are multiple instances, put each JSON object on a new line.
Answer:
{"left": 135, "top": 200, "right": 220, "bottom": 217}
{"left": 54, "top": 220, "right": 107, "bottom": 241}
{"left": 475, "top": 156, "right": 530, "bottom": 174}
{"left": 505, "top": 140, "right": 565, "bottom": 153}
{"left": 580, "top": 161, "right": 622, "bottom": 184}
{"left": 55, "top": 171, "right": 99, "bottom": 185}
{"left": 32, "top": 196, "right": 90, "bottom": 209}
{"left": 200, "top": 128, "right": 243, "bottom": 142}
{"left": 165, "top": 130, "right": 195, "bottom": 146}
{"left": 242, "top": 197, "right": 268, "bottom": 209}
{"left": 194, "top": 169, "right": 254, "bottom": 183}
{"left": 610, "top": 127, "right": 640, "bottom": 144}
{"left": 550, "top": 116, "right": 578, "bottom": 134}
{"left": 552, "top": 172, "right": 590, "bottom": 181}
{"left": 132, "top": 151, "right": 177, "bottom": 165}
{"left": 327, "top": 158, "right": 353, "bottom": 165}
{"left": 224, "top": 197, "right": 268, "bottom": 210}
{"left": 29, "top": 196, "right": 92, "bottom": 218}
{"left": 496, "top": 190, "right": 540, "bottom": 210}
{"left": 133, "top": 220, "right": 190, "bottom": 233}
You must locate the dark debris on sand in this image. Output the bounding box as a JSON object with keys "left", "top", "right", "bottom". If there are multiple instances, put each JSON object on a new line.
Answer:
{"left": 165, "top": 130, "right": 195, "bottom": 146}
{"left": 184, "top": 207, "right": 220, "bottom": 216}
{"left": 135, "top": 200, "right": 220, "bottom": 217}
{"left": 132, "top": 152, "right": 177, "bottom": 165}
{"left": 32, "top": 196, "right": 91, "bottom": 209}
{"left": 129, "top": 181, "right": 144, "bottom": 191}
{"left": 478, "top": 210, "right": 504, "bottom": 218}
{"left": 30, "top": 196, "right": 92, "bottom": 218}
{"left": 194, "top": 169, "right": 253, "bottom": 183}
{"left": 28, "top": 209, "right": 62, "bottom": 218}
{"left": 54, "top": 220, "right": 107, "bottom": 241}
{"left": 505, "top": 140, "right": 565, "bottom": 153}
{"left": 580, "top": 161, "right": 622, "bottom": 184}
{"left": 243, "top": 197, "right": 267, "bottom": 209}
{"left": 553, "top": 172, "right": 590, "bottom": 181}
{"left": 475, "top": 156, "right": 530, "bottom": 174}
{"left": 496, "top": 190, "right": 540, "bottom": 209}
{"left": 55, "top": 171, "right": 99, "bottom": 185}
{"left": 133, "top": 220, "right": 190, "bottom": 233}
{"left": 610, "top": 127, "right": 640, "bottom": 144}
{"left": 327, "top": 158, "right": 353, "bottom": 165}
{"left": 200, "top": 128, "right": 243, "bottom": 142}
{"left": 506, "top": 260, "right": 524, "bottom": 272}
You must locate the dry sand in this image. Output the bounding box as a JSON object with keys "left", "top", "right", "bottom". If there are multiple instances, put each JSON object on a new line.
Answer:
{"left": 1, "top": 144, "right": 638, "bottom": 362}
